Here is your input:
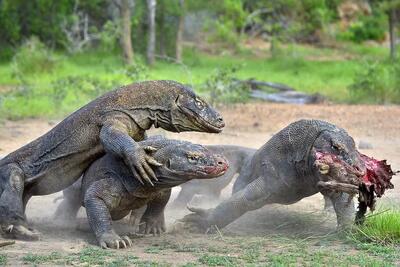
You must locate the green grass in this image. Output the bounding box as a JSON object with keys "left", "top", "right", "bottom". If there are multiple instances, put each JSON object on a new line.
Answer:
{"left": 4, "top": 233, "right": 399, "bottom": 266}
{"left": 0, "top": 42, "right": 393, "bottom": 119}
{"left": 198, "top": 254, "right": 238, "bottom": 266}
{"left": 22, "top": 251, "right": 62, "bottom": 264}
{"left": 0, "top": 254, "right": 6, "bottom": 266}
{"left": 351, "top": 209, "right": 400, "bottom": 245}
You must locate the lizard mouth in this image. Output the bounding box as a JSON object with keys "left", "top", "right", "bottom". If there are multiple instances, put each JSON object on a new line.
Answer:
{"left": 315, "top": 151, "right": 395, "bottom": 217}
{"left": 178, "top": 106, "right": 224, "bottom": 133}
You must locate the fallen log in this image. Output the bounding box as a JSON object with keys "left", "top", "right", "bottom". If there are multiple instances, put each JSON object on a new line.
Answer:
{"left": 235, "top": 78, "right": 296, "bottom": 92}
{"left": 250, "top": 89, "right": 324, "bottom": 104}
{"left": 233, "top": 78, "right": 324, "bottom": 104}
{"left": 0, "top": 240, "right": 15, "bottom": 248}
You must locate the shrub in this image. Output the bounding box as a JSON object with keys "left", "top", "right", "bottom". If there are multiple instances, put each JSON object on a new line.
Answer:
{"left": 202, "top": 66, "right": 250, "bottom": 104}
{"left": 99, "top": 20, "right": 120, "bottom": 52}
{"left": 348, "top": 59, "right": 400, "bottom": 104}
{"left": 12, "top": 36, "right": 57, "bottom": 77}
{"left": 123, "top": 57, "right": 149, "bottom": 82}
{"left": 339, "top": 13, "right": 386, "bottom": 43}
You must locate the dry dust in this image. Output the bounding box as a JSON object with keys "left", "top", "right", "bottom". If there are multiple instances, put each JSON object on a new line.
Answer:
{"left": 0, "top": 103, "right": 399, "bottom": 265}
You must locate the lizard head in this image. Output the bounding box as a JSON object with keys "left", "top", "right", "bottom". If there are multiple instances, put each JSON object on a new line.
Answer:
{"left": 163, "top": 82, "right": 224, "bottom": 133}
{"left": 149, "top": 141, "right": 229, "bottom": 186}
{"left": 312, "top": 129, "right": 366, "bottom": 182}
{"left": 312, "top": 129, "right": 395, "bottom": 217}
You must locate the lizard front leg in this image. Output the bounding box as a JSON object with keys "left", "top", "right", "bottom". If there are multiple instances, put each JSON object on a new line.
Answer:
{"left": 181, "top": 176, "right": 270, "bottom": 232}
{"left": 323, "top": 191, "right": 355, "bottom": 230}
{"left": 100, "top": 114, "right": 161, "bottom": 185}
{"left": 0, "top": 164, "right": 40, "bottom": 240}
{"left": 84, "top": 179, "right": 132, "bottom": 249}
{"left": 139, "top": 189, "right": 171, "bottom": 235}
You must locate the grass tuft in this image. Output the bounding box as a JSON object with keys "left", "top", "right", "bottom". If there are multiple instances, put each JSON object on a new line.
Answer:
{"left": 351, "top": 209, "right": 400, "bottom": 245}
{"left": 22, "top": 252, "right": 62, "bottom": 264}
{"left": 198, "top": 254, "right": 238, "bottom": 266}
{"left": 0, "top": 254, "right": 6, "bottom": 266}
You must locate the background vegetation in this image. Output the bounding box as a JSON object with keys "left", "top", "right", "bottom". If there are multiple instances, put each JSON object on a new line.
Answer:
{"left": 0, "top": 0, "right": 400, "bottom": 119}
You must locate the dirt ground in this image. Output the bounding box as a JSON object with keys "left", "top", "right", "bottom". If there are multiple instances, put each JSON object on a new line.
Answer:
{"left": 0, "top": 103, "right": 399, "bottom": 266}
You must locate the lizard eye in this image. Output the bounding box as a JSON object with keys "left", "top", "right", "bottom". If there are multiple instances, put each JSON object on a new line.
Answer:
{"left": 165, "top": 159, "right": 171, "bottom": 168}
{"left": 195, "top": 99, "right": 204, "bottom": 110}
{"left": 188, "top": 154, "right": 199, "bottom": 163}
{"left": 331, "top": 142, "right": 340, "bottom": 152}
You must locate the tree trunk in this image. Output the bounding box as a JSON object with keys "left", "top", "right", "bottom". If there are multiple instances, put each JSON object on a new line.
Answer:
{"left": 159, "top": 2, "right": 167, "bottom": 57}
{"left": 389, "top": 8, "right": 396, "bottom": 60}
{"left": 120, "top": 0, "right": 134, "bottom": 64}
{"left": 147, "top": 0, "right": 156, "bottom": 65}
{"left": 175, "top": 0, "right": 185, "bottom": 62}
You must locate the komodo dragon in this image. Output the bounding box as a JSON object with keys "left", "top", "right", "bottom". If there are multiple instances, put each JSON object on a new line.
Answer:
{"left": 181, "top": 119, "right": 394, "bottom": 231}
{"left": 54, "top": 136, "right": 228, "bottom": 249}
{"left": 172, "top": 145, "right": 256, "bottom": 207}
{"left": 0, "top": 80, "right": 224, "bottom": 240}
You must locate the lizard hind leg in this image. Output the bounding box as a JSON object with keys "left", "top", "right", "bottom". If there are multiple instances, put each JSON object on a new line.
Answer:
{"left": 0, "top": 164, "right": 40, "bottom": 241}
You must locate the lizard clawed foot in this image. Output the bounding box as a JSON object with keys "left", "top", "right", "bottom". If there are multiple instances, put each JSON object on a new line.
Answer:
{"left": 98, "top": 232, "right": 132, "bottom": 249}
{"left": 177, "top": 206, "right": 213, "bottom": 233}
{"left": 1, "top": 224, "right": 40, "bottom": 241}
{"left": 139, "top": 215, "right": 166, "bottom": 236}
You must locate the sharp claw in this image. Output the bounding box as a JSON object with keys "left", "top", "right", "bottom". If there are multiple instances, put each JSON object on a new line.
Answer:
{"left": 122, "top": 236, "right": 132, "bottom": 247}
{"left": 121, "top": 240, "right": 127, "bottom": 249}
{"left": 143, "top": 160, "right": 158, "bottom": 181}
{"left": 131, "top": 167, "right": 145, "bottom": 185}
{"left": 139, "top": 167, "right": 154, "bottom": 186}
{"left": 144, "top": 146, "right": 157, "bottom": 153}
{"left": 6, "top": 225, "right": 14, "bottom": 233}
{"left": 148, "top": 158, "right": 163, "bottom": 167}
{"left": 100, "top": 242, "right": 107, "bottom": 249}
{"left": 115, "top": 240, "right": 119, "bottom": 249}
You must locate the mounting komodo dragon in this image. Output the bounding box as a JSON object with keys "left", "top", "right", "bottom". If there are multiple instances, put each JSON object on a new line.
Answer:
{"left": 172, "top": 145, "right": 256, "bottom": 208}
{"left": 54, "top": 136, "right": 229, "bottom": 249}
{"left": 181, "top": 119, "right": 394, "bottom": 232}
{"left": 0, "top": 80, "right": 225, "bottom": 240}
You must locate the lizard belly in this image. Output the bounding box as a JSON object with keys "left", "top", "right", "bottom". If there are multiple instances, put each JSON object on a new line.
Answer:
{"left": 110, "top": 196, "right": 150, "bottom": 220}
{"left": 26, "top": 145, "right": 104, "bottom": 195}
{"left": 271, "top": 176, "right": 320, "bottom": 205}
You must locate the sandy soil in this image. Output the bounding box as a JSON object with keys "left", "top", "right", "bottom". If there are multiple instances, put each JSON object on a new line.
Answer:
{"left": 0, "top": 103, "right": 399, "bottom": 265}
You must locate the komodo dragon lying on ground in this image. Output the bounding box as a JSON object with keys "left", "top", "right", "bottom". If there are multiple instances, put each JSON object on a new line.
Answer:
{"left": 181, "top": 119, "right": 394, "bottom": 232}
{"left": 172, "top": 145, "right": 256, "bottom": 208}
{"left": 0, "top": 80, "right": 225, "bottom": 240}
{"left": 54, "top": 136, "right": 228, "bottom": 249}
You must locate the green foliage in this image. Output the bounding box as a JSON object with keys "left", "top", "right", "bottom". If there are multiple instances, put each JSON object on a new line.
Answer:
{"left": 0, "top": 74, "right": 121, "bottom": 119}
{"left": 12, "top": 37, "right": 57, "bottom": 78}
{"left": 348, "top": 59, "right": 400, "bottom": 104}
{"left": 203, "top": 66, "right": 250, "bottom": 105}
{"left": 350, "top": 209, "right": 400, "bottom": 245}
{"left": 99, "top": 20, "right": 121, "bottom": 52}
{"left": 0, "top": 0, "right": 109, "bottom": 49}
{"left": 0, "top": 254, "right": 6, "bottom": 266}
{"left": 22, "top": 252, "right": 62, "bottom": 264}
{"left": 123, "top": 57, "right": 149, "bottom": 81}
{"left": 198, "top": 254, "right": 238, "bottom": 266}
{"left": 340, "top": 13, "right": 387, "bottom": 43}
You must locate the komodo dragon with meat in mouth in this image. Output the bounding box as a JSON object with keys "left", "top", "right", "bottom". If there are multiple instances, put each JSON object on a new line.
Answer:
{"left": 180, "top": 119, "right": 394, "bottom": 232}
